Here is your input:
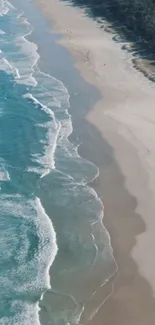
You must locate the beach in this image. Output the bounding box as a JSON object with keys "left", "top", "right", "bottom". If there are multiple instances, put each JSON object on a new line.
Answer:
{"left": 32, "top": 0, "right": 155, "bottom": 324}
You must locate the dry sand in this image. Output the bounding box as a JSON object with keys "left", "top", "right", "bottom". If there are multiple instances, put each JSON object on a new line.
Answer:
{"left": 34, "top": 0, "right": 155, "bottom": 323}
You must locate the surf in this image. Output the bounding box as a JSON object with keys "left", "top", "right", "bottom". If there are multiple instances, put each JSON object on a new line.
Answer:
{"left": 0, "top": 1, "right": 117, "bottom": 324}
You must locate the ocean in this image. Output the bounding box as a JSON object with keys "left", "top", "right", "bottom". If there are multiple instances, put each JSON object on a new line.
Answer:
{"left": 0, "top": 1, "right": 116, "bottom": 324}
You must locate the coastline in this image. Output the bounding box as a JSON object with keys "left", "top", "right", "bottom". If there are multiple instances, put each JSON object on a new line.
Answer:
{"left": 33, "top": 0, "right": 155, "bottom": 324}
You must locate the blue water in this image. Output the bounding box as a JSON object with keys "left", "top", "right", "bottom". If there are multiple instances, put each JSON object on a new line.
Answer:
{"left": 0, "top": 1, "right": 116, "bottom": 324}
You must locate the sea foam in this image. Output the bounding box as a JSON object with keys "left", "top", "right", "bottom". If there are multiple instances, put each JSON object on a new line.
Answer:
{"left": 0, "top": 0, "right": 9, "bottom": 16}
{"left": 0, "top": 194, "right": 57, "bottom": 304}
{"left": 23, "top": 93, "right": 61, "bottom": 172}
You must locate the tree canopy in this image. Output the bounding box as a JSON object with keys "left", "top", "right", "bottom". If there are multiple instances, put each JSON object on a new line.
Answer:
{"left": 69, "top": 0, "right": 155, "bottom": 52}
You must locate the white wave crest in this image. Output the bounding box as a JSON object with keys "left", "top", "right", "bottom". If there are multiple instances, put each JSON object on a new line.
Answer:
{"left": 0, "top": 57, "right": 21, "bottom": 80}
{"left": 0, "top": 195, "right": 58, "bottom": 325}
{"left": 23, "top": 93, "right": 55, "bottom": 119}
{"left": 0, "top": 4, "right": 9, "bottom": 16}
{"left": 0, "top": 166, "right": 10, "bottom": 181}
{"left": 30, "top": 118, "right": 61, "bottom": 172}
{"left": 14, "top": 35, "right": 38, "bottom": 86}
{"left": 23, "top": 93, "right": 61, "bottom": 173}
{"left": 36, "top": 68, "right": 70, "bottom": 109}
{"left": 5, "top": 1, "right": 14, "bottom": 9}
{"left": 35, "top": 197, "right": 58, "bottom": 287}
{"left": 0, "top": 194, "right": 58, "bottom": 292}
{"left": 0, "top": 301, "right": 40, "bottom": 325}
{"left": 0, "top": 19, "right": 38, "bottom": 86}
{"left": 0, "top": 29, "right": 6, "bottom": 35}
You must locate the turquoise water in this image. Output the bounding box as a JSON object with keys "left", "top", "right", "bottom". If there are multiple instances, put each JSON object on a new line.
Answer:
{"left": 0, "top": 1, "right": 116, "bottom": 324}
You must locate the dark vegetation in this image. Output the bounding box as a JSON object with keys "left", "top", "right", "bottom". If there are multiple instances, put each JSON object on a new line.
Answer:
{"left": 66, "top": 0, "right": 155, "bottom": 55}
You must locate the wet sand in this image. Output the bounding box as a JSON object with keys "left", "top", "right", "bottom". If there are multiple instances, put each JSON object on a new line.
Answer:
{"left": 34, "top": 0, "right": 155, "bottom": 324}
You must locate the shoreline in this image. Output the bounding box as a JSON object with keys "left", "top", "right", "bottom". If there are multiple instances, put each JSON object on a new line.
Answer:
{"left": 33, "top": 0, "right": 155, "bottom": 324}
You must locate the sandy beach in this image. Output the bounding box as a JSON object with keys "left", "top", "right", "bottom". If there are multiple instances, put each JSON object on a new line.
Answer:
{"left": 33, "top": 0, "right": 155, "bottom": 323}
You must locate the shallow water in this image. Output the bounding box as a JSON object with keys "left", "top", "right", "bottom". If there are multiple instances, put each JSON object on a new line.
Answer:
{"left": 0, "top": 1, "right": 116, "bottom": 324}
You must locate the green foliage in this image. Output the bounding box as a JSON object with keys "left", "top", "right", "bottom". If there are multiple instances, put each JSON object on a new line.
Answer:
{"left": 69, "top": 0, "right": 155, "bottom": 51}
